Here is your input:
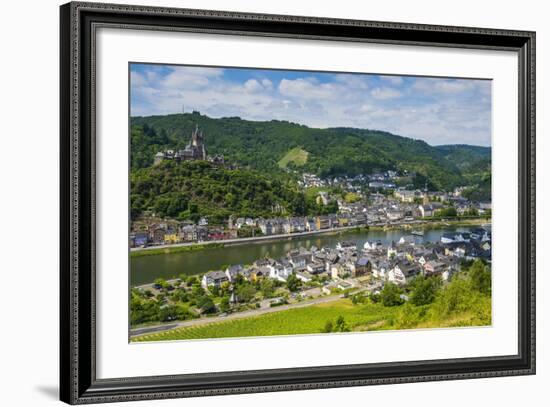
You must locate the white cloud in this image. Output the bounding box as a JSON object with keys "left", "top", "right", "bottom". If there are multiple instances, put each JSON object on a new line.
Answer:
{"left": 380, "top": 75, "right": 404, "bottom": 85}
{"left": 131, "top": 65, "right": 491, "bottom": 146}
{"left": 279, "top": 78, "right": 337, "bottom": 100}
{"left": 371, "top": 87, "right": 403, "bottom": 100}
{"left": 244, "top": 79, "right": 263, "bottom": 93}
{"left": 130, "top": 71, "right": 147, "bottom": 87}
{"left": 411, "top": 77, "right": 486, "bottom": 95}
{"left": 334, "top": 74, "right": 369, "bottom": 89}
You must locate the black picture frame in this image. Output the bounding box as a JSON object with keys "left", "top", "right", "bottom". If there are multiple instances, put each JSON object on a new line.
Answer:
{"left": 60, "top": 2, "right": 536, "bottom": 404}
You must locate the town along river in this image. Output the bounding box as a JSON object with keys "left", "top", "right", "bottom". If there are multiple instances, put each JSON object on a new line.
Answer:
{"left": 130, "top": 225, "right": 488, "bottom": 286}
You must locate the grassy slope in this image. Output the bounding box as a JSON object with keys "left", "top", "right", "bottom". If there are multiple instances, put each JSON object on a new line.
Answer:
{"left": 133, "top": 299, "right": 398, "bottom": 342}
{"left": 278, "top": 147, "right": 309, "bottom": 168}
{"left": 133, "top": 289, "right": 491, "bottom": 342}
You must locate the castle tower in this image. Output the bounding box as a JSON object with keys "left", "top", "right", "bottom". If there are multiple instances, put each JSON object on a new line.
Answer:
{"left": 187, "top": 124, "right": 207, "bottom": 160}
{"left": 191, "top": 124, "right": 200, "bottom": 147}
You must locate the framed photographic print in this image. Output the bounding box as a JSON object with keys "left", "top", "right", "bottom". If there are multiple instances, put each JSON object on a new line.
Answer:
{"left": 60, "top": 1, "right": 536, "bottom": 404}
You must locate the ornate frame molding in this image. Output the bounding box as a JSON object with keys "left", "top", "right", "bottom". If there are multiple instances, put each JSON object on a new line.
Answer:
{"left": 60, "top": 2, "right": 535, "bottom": 404}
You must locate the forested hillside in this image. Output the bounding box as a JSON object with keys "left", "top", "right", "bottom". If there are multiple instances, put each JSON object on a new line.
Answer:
{"left": 131, "top": 112, "right": 490, "bottom": 191}
{"left": 131, "top": 160, "right": 337, "bottom": 223}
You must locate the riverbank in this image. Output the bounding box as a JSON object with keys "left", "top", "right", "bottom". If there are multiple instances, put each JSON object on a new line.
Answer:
{"left": 130, "top": 217, "right": 490, "bottom": 258}
{"left": 130, "top": 242, "right": 224, "bottom": 258}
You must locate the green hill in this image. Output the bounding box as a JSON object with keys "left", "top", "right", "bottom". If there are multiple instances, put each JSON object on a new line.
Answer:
{"left": 278, "top": 147, "right": 309, "bottom": 168}
{"left": 435, "top": 144, "right": 491, "bottom": 172}
{"left": 131, "top": 160, "right": 337, "bottom": 222}
{"left": 130, "top": 112, "right": 490, "bottom": 191}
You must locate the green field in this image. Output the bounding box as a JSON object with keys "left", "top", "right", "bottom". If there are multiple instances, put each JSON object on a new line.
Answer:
{"left": 278, "top": 147, "right": 309, "bottom": 168}
{"left": 133, "top": 299, "right": 401, "bottom": 342}
{"left": 133, "top": 295, "right": 491, "bottom": 343}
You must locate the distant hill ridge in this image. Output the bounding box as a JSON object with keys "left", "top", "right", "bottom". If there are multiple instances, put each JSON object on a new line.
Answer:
{"left": 130, "top": 112, "right": 490, "bottom": 191}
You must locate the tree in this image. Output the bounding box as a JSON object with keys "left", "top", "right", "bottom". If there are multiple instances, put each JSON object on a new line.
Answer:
{"left": 210, "top": 285, "right": 220, "bottom": 297}
{"left": 322, "top": 320, "right": 333, "bottom": 333}
{"left": 186, "top": 275, "right": 199, "bottom": 287}
{"left": 469, "top": 259, "right": 491, "bottom": 295}
{"left": 219, "top": 296, "right": 230, "bottom": 313}
{"left": 410, "top": 275, "right": 442, "bottom": 306}
{"left": 435, "top": 207, "right": 457, "bottom": 218}
{"left": 220, "top": 281, "right": 231, "bottom": 297}
{"left": 260, "top": 278, "right": 276, "bottom": 298}
{"left": 351, "top": 293, "right": 368, "bottom": 305}
{"left": 466, "top": 207, "right": 479, "bottom": 216}
{"left": 196, "top": 296, "right": 216, "bottom": 314}
{"left": 153, "top": 278, "right": 169, "bottom": 289}
{"left": 430, "top": 276, "right": 473, "bottom": 318}
{"left": 335, "top": 315, "right": 350, "bottom": 332}
{"left": 191, "top": 285, "right": 206, "bottom": 298}
{"left": 175, "top": 304, "right": 195, "bottom": 320}
{"left": 236, "top": 284, "right": 256, "bottom": 303}
{"left": 171, "top": 289, "right": 188, "bottom": 303}
{"left": 380, "top": 282, "right": 404, "bottom": 307}
{"left": 286, "top": 273, "right": 302, "bottom": 292}
{"left": 158, "top": 304, "right": 178, "bottom": 322}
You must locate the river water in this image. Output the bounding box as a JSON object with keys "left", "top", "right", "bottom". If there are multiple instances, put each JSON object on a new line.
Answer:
{"left": 130, "top": 225, "right": 487, "bottom": 286}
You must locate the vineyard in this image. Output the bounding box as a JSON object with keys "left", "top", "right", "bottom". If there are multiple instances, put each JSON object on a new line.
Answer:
{"left": 132, "top": 299, "right": 400, "bottom": 342}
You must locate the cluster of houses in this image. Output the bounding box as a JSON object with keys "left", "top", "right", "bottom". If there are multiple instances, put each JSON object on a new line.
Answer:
{"left": 130, "top": 219, "right": 237, "bottom": 248}
{"left": 131, "top": 190, "right": 491, "bottom": 247}
{"left": 254, "top": 213, "right": 369, "bottom": 236}
{"left": 299, "top": 171, "right": 400, "bottom": 192}
{"left": 200, "top": 228, "right": 492, "bottom": 296}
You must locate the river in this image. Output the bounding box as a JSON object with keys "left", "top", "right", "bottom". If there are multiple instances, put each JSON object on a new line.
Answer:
{"left": 130, "top": 225, "right": 487, "bottom": 286}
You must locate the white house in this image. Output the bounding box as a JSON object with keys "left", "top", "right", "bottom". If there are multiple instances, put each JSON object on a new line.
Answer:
{"left": 418, "top": 204, "right": 434, "bottom": 218}
{"left": 336, "top": 241, "right": 357, "bottom": 251}
{"left": 388, "top": 262, "right": 421, "bottom": 285}
{"left": 225, "top": 264, "right": 244, "bottom": 282}
{"left": 295, "top": 271, "right": 313, "bottom": 283}
{"left": 331, "top": 264, "right": 346, "bottom": 279}
{"left": 269, "top": 262, "right": 293, "bottom": 282}
{"left": 364, "top": 240, "right": 383, "bottom": 251}
{"left": 371, "top": 260, "right": 390, "bottom": 280}
{"left": 201, "top": 270, "right": 229, "bottom": 289}
{"left": 307, "top": 262, "right": 326, "bottom": 275}
{"left": 398, "top": 235, "right": 416, "bottom": 246}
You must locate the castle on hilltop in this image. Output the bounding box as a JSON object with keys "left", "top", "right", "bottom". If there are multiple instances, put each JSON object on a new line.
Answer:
{"left": 181, "top": 124, "right": 207, "bottom": 160}
{"left": 154, "top": 125, "right": 224, "bottom": 165}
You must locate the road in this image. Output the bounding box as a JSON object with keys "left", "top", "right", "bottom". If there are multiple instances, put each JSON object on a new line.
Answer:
{"left": 130, "top": 289, "right": 367, "bottom": 338}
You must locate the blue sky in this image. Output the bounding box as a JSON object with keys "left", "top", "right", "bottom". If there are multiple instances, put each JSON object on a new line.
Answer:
{"left": 130, "top": 63, "right": 492, "bottom": 147}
